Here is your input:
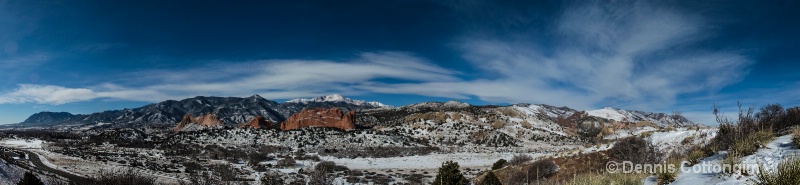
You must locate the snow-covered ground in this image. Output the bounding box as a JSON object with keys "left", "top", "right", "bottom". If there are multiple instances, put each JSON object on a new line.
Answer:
{"left": 648, "top": 127, "right": 717, "bottom": 152}
{"left": 671, "top": 134, "right": 799, "bottom": 185}
{"left": 0, "top": 158, "right": 24, "bottom": 185}
{"left": 605, "top": 126, "right": 659, "bottom": 140}
{"left": 588, "top": 107, "right": 628, "bottom": 122}
{"left": 320, "top": 152, "right": 542, "bottom": 170}
{"left": 0, "top": 138, "right": 43, "bottom": 149}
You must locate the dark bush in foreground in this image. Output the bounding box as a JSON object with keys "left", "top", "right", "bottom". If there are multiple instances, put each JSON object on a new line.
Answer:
{"left": 479, "top": 171, "right": 501, "bottom": 185}
{"left": 314, "top": 161, "right": 336, "bottom": 173}
{"left": 506, "top": 159, "right": 559, "bottom": 184}
{"left": 491, "top": 159, "right": 506, "bottom": 170}
{"left": 17, "top": 171, "right": 44, "bottom": 185}
{"left": 610, "top": 136, "right": 662, "bottom": 164}
{"left": 527, "top": 159, "right": 558, "bottom": 180}
{"left": 509, "top": 154, "right": 532, "bottom": 166}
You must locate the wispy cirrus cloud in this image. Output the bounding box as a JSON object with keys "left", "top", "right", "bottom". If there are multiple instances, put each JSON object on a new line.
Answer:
{"left": 360, "top": 1, "right": 753, "bottom": 112}
{"left": 0, "top": 1, "right": 759, "bottom": 126}
{"left": 0, "top": 52, "right": 459, "bottom": 104}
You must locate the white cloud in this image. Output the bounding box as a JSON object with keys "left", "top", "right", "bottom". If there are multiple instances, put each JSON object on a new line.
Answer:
{"left": 0, "top": 52, "right": 460, "bottom": 104}
{"left": 0, "top": 1, "right": 758, "bottom": 124}
{"left": 359, "top": 1, "right": 752, "bottom": 112}
{"left": 0, "top": 84, "right": 97, "bottom": 104}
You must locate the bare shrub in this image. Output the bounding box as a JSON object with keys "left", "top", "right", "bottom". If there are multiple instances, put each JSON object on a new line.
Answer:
{"left": 260, "top": 171, "right": 284, "bottom": 185}
{"left": 89, "top": 169, "right": 157, "bottom": 185}
{"left": 509, "top": 154, "right": 533, "bottom": 166}
{"left": 757, "top": 156, "right": 800, "bottom": 185}
{"left": 526, "top": 159, "right": 558, "bottom": 180}
{"left": 276, "top": 157, "right": 296, "bottom": 168}
{"left": 793, "top": 128, "right": 800, "bottom": 147}
{"left": 309, "top": 164, "right": 333, "bottom": 185}
{"left": 183, "top": 172, "right": 221, "bottom": 185}
{"left": 210, "top": 164, "right": 240, "bottom": 181}
{"left": 610, "top": 136, "right": 662, "bottom": 164}
{"left": 506, "top": 170, "right": 527, "bottom": 185}
{"left": 314, "top": 161, "right": 336, "bottom": 173}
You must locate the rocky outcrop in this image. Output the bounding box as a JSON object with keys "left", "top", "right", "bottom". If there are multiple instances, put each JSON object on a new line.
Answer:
{"left": 173, "top": 114, "right": 195, "bottom": 131}
{"left": 280, "top": 108, "right": 356, "bottom": 131}
{"left": 194, "top": 113, "right": 224, "bottom": 127}
{"left": 239, "top": 116, "right": 272, "bottom": 129}
{"left": 173, "top": 113, "right": 224, "bottom": 131}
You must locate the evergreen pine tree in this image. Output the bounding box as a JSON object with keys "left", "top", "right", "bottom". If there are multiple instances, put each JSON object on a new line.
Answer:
{"left": 432, "top": 160, "right": 468, "bottom": 185}
{"left": 17, "top": 171, "right": 44, "bottom": 185}
{"left": 480, "top": 171, "right": 502, "bottom": 185}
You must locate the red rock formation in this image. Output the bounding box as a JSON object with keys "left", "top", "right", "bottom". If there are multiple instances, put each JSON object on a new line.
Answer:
{"left": 173, "top": 113, "right": 224, "bottom": 131}
{"left": 239, "top": 116, "right": 272, "bottom": 129}
{"left": 280, "top": 108, "right": 356, "bottom": 131}
{"left": 173, "top": 113, "right": 195, "bottom": 131}
{"left": 194, "top": 113, "right": 224, "bottom": 127}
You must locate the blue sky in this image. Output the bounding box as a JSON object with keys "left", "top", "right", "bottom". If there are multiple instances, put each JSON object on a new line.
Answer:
{"left": 1, "top": 0, "right": 799, "bottom": 125}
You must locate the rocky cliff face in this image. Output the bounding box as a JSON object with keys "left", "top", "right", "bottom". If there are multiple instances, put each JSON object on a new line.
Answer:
{"left": 173, "top": 113, "right": 224, "bottom": 131}
{"left": 174, "top": 114, "right": 195, "bottom": 131}
{"left": 194, "top": 113, "right": 224, "bottom": 127}
{"left": 280, "top": 108, "right": 356, "bottom": 131}
{"left": 239, "top": 116, "right": 272, "bottom": 129}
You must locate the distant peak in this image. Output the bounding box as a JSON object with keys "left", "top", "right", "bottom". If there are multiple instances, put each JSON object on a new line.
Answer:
{"left": 286, "top": 94, "right": 389, "bottom": 108}
{"left": 406, "top": 100, "right": 470, "bottom": 108}
{"left": 444, "top": 100, "right": 470, "bottom": 107}
{"left": 249, "top": 94, "right": 264, "bottom": 99}
{"left": 319, "top": 94, "right": 346, "bottom": 101}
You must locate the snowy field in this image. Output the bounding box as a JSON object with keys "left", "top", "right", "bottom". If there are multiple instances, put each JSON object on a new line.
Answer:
{"left": 0, "top": 139, "right": 43, "bottom": 149}
{"left": 320, "top": 152, "right": 543, "bottom": 170}
{"left": 648, "top": 127, "right": 717, "bottom": 151}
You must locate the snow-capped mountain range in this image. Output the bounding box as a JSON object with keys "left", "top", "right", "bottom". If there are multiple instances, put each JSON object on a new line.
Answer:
{"left": 14, "top": 94, "right": 694, "bottom": 128}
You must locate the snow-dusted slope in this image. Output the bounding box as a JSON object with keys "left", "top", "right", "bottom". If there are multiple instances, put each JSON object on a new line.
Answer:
{"left": 587, "top": 107, "right": 696, "bottom": 127}
{"left": 587, "top": 108, "right": 627, "bottom": 122}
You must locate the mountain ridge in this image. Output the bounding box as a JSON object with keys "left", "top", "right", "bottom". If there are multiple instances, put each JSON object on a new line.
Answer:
{"left": 15, "top": 94, "right": 695, "bottom": 128}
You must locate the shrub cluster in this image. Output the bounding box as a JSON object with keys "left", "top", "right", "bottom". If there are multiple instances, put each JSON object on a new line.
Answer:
{"left": 555, "top": 172, "right": 647, "bottom": 185}
{"left": 756, "top": 156, "right": 800, "bottom": 185}
{"left": 793, "top": 128, "right": 800, "bottom": 147}
{"left": 276, "top": 157, "right": 296, "bottom": 168}
{"left": 731, "top": 131, "right": 774, "bottom": 157}
{"left": 506, "top": 159, "right": 559, "bottom": 184}
{"left": 709, "top": 103, "right": 800, "bottom": 165}
{"left": 478, "top": 171, "right": 501, "bottom": 185}
{"left": 508, "top": 154, "right": 533, "bottom": 166}
{"left": 610, "top": 136, "right": 662, "bottom": 164}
